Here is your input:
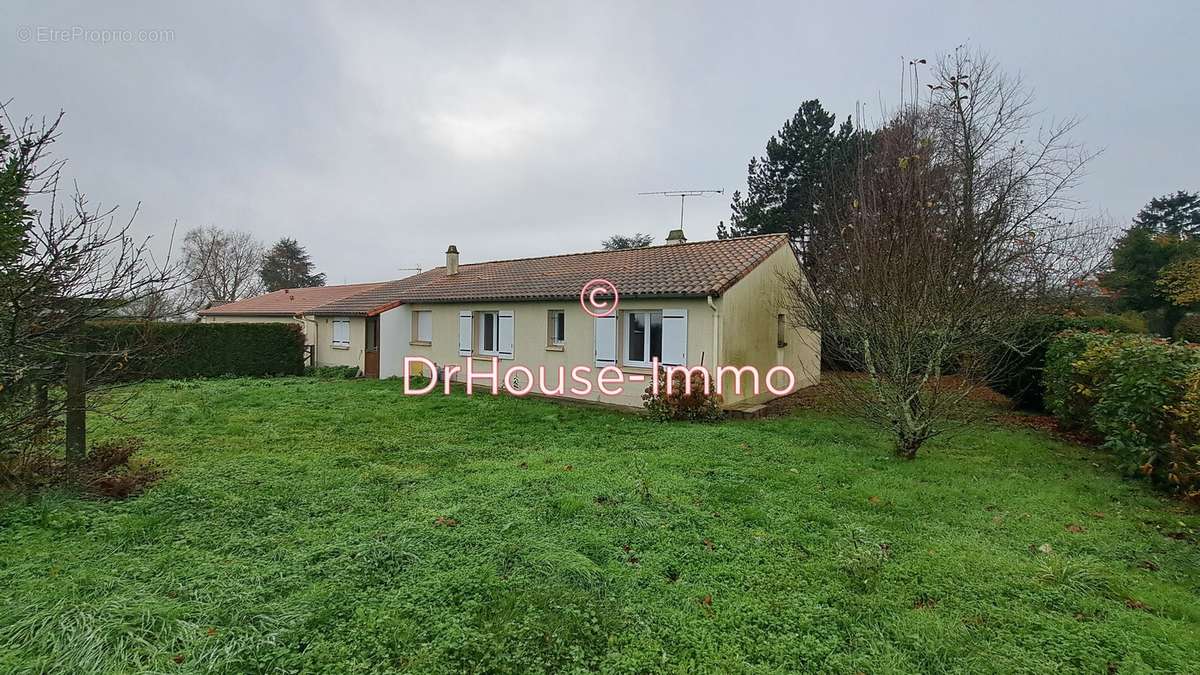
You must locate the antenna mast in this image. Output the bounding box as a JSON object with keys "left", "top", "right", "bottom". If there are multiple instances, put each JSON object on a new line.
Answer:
{"left": 638, "top": 189, "right": 724, "bottom": 230}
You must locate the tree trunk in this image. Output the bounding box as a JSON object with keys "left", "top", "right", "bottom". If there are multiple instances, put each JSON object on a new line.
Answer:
{"left": 65, "top": 354, "right": 86, "bottom": 463}
{"left": 895, "top": 434, "right": 923, "bottom": 460}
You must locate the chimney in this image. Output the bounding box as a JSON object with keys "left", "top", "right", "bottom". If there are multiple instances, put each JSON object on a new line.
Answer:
{"left": 665, "top": 228, "right": 687, "bottom": 245}
{"left": 446, "top": 245, "right": 459, "bottom": 275}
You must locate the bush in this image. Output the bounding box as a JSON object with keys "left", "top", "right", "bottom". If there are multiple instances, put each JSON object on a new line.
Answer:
{"left": 989, "top": 314, "right": 1143, "bottom": 411}
{"left": 306, "top": 365, "right": 360, "bottom": 379}
{"left": 83, "top": 321, "right": 305, "bottom": 380}
{"left": 1173, "top": 314, "right": 1200, "bottom": 343}
{"left": 1043, "top": 330, "right": 1200, "bottom": 499}
{"left": 642, "top": 367, "right": 724, "bottom": 422}
{"left": 0, "top": 437, "right": 162, "bottom": 500}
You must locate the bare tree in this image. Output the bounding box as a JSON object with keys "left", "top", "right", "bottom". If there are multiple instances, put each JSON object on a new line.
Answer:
{"left": 181, "top": 225, "right": 264, "bottom": 309}
{"left": 790, "top": 48, "right": 1108, "bottom": 458}
{"left": 0, "top": 104, "right": 182, "bottom": 460}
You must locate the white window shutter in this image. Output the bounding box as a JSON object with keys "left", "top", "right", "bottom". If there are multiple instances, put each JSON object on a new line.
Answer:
{"left": 458, "top": 311, "right": 472, "bottom": 356}
{"left": 498, "top": 311, "right": 514, "bottom": 359}
{"left": 661, "top": 309, "right": 687, "bottom": 366}
{"left": 594, "top": 315, "right": 616, "bottom": 366}
{"left": 418, "top": 311, "right": 432, "bottom": 342}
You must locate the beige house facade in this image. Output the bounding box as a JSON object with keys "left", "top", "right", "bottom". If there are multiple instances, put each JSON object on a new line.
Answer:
{"left": 307, "top": 232, "right": 820, "bottom": 406}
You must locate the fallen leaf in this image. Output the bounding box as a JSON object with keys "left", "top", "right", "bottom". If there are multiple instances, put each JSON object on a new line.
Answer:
{"left": 1090, "top": 512, "right": 1106, "bottom": 519}
{"left": 699, "top": 594, "right": 713, "bottom": 606}
{"left": 1138, "top": 560, "right": 1160, "bottom": 572}
{"left": 206, "top": 627, "right": 217, "bottom": 637}
{"left": 1037, "top": 543, "right": 1053, "bottom": 555}
{"left": 702, "top": 538, "right": 714, "bottom": 550}
{"left": 1066, "top": 523, "right": 1086, "bottom": 533}
{"left": 173, "top": 654, "right": 184, "bottom": 664}
{"left": 868, "top": 495, "right": 881, "bottom": 505}
{"left": 433, "top": 516, "right": 459, "bottom": 528}
{"left": 563, "top": 464, "right": 573, "bottom": 471}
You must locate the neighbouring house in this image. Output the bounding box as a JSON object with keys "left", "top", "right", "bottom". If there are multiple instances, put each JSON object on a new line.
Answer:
{"left": 198, "top": 283, "right": 385, "bottom": 364}
{"left": 304, "top": 231, "right": 820, "bottom": 406}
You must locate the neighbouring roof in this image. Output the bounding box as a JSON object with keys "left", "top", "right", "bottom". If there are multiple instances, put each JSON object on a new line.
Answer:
{"left": 198, "top": 282, "right": 386, "bottom": 317}
{"left": 308, "top": 234, "right": 791, "bottom": 316}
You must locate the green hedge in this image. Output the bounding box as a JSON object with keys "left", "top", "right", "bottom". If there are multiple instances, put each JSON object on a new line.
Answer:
{"left": 989, "top": 314, "right": 1144, "bottom": 410}
{"left": 1044, "top": 331, "right": 1200, "bottom": 498}
{"left": 84, "top": 321, "right": 306, "bottom": 380}
{"left": 1174, "top": 314, "right": 1200, "bottom": 343}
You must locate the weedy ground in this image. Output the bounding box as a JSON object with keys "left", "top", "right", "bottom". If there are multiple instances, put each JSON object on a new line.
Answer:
{"left": 0, "top": 377, "right": 1197, "bottom": 673}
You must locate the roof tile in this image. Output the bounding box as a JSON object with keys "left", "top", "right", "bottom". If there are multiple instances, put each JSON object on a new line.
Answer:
{"left": 310, "top": 234, "right": 790, "bottom": 316}
{"left": 198, "top": 282, "right": 385, "bottom": 316}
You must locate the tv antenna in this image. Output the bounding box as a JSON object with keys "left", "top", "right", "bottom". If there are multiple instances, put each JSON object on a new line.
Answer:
{"left": 638, "top": 189, "right": 724, "bottom": 230}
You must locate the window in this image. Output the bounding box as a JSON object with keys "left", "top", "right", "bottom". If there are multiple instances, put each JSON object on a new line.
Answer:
{"left": 412, "top": 310, "right": 432, "bottom": 344}
{"left": 548, "top": 310, "right": 565, "bottom": 346}
{"left": 331, "top": 319, "right": 351, "bottom": 348}
{"left": 477, "top": 311, "right": 499, "bottom": 355}
{"left": 777, "top": 313, "right": 787, "bottom": 348}
{"left": 623, "top": 311, "right": 662, "bottom": 367}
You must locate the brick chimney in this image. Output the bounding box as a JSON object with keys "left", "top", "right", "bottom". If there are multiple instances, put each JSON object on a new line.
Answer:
{"left": 665, "top": 228, "right": 687, "bottom": 245}
{"left": 446, "top": 245, "right": 459, "bottom": 275}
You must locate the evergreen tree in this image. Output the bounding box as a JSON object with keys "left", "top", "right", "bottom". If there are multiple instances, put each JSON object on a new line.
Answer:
{"left": 259, "top": 238, "right": 326, "bottom": 291}
{"left": 719, "top": 100, "right": 858, "bottom": 251}
{"left": 1132, "top": 190, "right": 1200, "bottom": 237}
{"left": 1100, "top": 192, "right": 1200, "bottom": 334}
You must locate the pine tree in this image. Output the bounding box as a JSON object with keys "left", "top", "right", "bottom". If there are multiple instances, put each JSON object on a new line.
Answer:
{"left": 719, "top": 100, "right": 858, "bottom": 252}
{"left": 259, "top": 238, "right": 326, "bottom": 291}
{"left": 1132, "top": 190, "right": 1200, "bottom": 237}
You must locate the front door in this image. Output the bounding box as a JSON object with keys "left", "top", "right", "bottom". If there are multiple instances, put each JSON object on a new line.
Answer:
{"left": 364, "top": 316, "right": 380, "bottom": 378}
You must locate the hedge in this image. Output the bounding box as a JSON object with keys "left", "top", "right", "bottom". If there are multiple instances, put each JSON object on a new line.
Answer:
{"left": 988, "top": 314, "right": 1144, "bottom": 411}
{"left": 83, "top": 321, "right": 306, "bottom": 380}
{"left": 1174, "top": 314, "right": 1200, "bottom": 343}
{"left": 1044, "top": 330, "right": 1200, "bottom": 500}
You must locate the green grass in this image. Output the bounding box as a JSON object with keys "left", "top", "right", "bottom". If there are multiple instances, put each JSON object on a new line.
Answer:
{"left": 1, "top": 378, "right": 1198, "bottom": 673}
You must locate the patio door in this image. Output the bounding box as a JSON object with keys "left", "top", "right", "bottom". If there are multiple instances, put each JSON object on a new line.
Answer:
{"left": 364, "top": 316, "right": 380, "bottom": 378}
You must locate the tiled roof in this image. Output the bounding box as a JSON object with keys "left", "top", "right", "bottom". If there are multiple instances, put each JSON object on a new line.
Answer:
{"left": 309, "top": 234, "right": 791, "bottom": 316}
{"left": 198, "top": 282, "right": 385, "bottom": 316}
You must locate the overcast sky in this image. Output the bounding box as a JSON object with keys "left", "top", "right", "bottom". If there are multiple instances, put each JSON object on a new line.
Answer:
{"left": 6, "top": 1, "right": 1198, "bottom": 284}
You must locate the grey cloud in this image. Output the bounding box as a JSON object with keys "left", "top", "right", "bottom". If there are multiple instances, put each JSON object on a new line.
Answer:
{"left": 6, "top": 0, "right": 1197, "bottom": 283}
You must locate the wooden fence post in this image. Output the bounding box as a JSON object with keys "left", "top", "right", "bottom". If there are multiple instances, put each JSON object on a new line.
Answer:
{"left": 65, "top": 354, "right": 86, "bottom": 462}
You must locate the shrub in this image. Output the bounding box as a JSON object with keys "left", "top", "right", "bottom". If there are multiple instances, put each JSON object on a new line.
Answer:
{"left": 306, "top": 365, "right": 360, "bottom": 379}
{"left": 642, "top": 367, "right": 724, "bottom": 422}
{"left": 1173, "top": 314, "right": 1200, "bottom": 343}
{"left": 990, "top": 314, "right": 1144, "bottom": 411}
{"left": 1043, "top": 330, "right": 1200, "bottom": 499}
{"left": 83, "top": 321, "right": 305, "bottom": 380}
{"left": 0, "top": 437, "right": 162, "bottom": 500}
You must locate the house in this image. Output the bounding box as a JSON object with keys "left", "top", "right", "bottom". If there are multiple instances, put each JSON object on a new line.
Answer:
{"left": 304, "top": 231, "right": 820, "bottom": 406}
{"left": 198, "top": 283, "right": 385, "bottom": 362}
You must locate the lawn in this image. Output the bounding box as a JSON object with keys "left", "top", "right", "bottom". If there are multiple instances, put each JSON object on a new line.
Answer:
{"left": 1, "top": 378, "right": 1197, "bottom": 673}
